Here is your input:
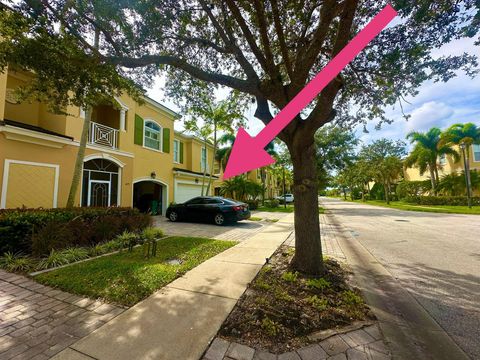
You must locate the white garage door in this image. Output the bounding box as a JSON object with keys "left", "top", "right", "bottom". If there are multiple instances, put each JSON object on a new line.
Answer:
{"left": 175, "top": 183, "right": 203, "bottom": 204}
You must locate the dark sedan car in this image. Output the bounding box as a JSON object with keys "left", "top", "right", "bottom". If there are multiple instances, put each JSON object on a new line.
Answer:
{"left": 166, "top": 196, "right": 251, "bottom": 225}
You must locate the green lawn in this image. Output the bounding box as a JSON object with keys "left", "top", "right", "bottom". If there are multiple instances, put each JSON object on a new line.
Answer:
{"left": 257, "top": 204, "right": 294, "bottom": 213}
{"left": 34, "top": 236, "right": 235, "bottom": 306}
{"left": 347, "top": 199, "right": 480, "bottom": 215}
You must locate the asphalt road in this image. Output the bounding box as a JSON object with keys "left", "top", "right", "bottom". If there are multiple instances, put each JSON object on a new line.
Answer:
{"left": 320, "top": 197, "right": 480, "bottom": 360}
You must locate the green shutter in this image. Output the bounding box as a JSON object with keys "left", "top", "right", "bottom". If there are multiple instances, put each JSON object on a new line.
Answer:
{"left": 162, "top": 128, "right": 170, "bottom": 153}
{"left": 179, "top": 141, "right": 184, "bottom": 163}
{"left": 134, "top": 114, "right": 144, "bottom": 145}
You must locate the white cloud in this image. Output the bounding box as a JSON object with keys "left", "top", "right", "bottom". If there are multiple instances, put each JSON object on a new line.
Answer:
{"left": 406, "top": 101, "right": 454, "bottom": 132}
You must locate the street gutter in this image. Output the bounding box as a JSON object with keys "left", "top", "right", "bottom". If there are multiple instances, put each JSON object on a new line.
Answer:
{"left": 324, "top": 211, "right": 471, "bottom": 360}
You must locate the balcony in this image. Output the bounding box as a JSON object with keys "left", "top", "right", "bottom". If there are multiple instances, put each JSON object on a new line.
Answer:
{"left": 88, "top": 121, "right": 119, "bottom": 149}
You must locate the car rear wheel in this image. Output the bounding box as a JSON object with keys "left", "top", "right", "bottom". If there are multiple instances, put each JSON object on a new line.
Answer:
{"left": 214, "top": 213, "right": 225, "bottom": 226}
{"left": 169, "top": 211, "right": 179, "bottom": 222}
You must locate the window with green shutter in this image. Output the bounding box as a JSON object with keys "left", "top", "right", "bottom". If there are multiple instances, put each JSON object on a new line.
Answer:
{"left": 179, "top": 141, "right": 184, "bottom": 164}
{"left": 134, "top": 114, "right": 144, "bottom": 145}
{"left": 162, "top": 128, "right": 170, "bottom": 153}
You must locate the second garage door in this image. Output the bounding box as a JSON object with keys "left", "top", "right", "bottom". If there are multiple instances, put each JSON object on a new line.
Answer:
{"left": 175, "top": 182, "right": 204, "bottom": 204}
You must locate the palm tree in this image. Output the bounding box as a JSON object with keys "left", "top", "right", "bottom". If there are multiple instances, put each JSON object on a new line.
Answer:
{"left": 442, "top": 123, "right": 480, "bottom": 204}
{"left": 437, "top": 170, "right": 480, "bottom": 196}
{"left": 216, "top": 133, "right": 236, "bottom": 171}
{"left": 405, "top": 127, "right": 460, "bottom": 195}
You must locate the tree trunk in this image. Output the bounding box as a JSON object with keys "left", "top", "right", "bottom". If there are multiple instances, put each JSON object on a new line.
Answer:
{"left": 66, "top": 107, "right": 92, "bottom": 208}
{"left": 465, "top": 145, "right": 473, "bottom": 208}
{"left": 384, "top": 183, "right": 390, "bottom": 204}
{"left": 206, "top": 120, "right": 217, "bottom": 195}
{"left": 290, "top": 136, "right": 324, "bottom": 275}
{"left": 66, "top": 30, "right": 99, "bottom": 209}
{"left": 429, "top": 165, "right": 437, "bottom": 195}
{"left": 201, "top": 138, "right": 207, "bottom": 196}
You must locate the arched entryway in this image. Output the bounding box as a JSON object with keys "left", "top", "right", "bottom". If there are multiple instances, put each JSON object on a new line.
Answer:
{"left": 81, "top": 158, "right": 120, "bottom": 207}
{"left": 133, "top": 180, "right": 167, "bottom": 215}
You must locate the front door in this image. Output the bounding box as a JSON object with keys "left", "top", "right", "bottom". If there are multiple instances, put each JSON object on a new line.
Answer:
{"left": 88, "top": 180, "right": 111, "bottom": 207}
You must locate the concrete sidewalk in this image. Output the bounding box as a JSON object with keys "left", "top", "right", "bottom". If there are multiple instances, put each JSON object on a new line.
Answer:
{"left": 52, "top": 214, "right": 295, "bottom": 360}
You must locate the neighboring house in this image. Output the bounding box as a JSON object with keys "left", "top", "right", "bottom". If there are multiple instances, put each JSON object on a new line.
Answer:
{"left": 211, "top": 166, "right": 282, "bottom": 200}
{"left": 404, "top": 145, "right": 480, "bottom": 181}
{"left": 172, "top": 131, "right": 218, "bottom": 203}
{"left": 0, "top": 66, "right": 216, "bottom": 214}
{"left": 246, "top": 168, "right": 282, "bottom": 199}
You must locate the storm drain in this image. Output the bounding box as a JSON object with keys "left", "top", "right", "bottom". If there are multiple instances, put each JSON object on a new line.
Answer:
{"left": 394, "top": 219, "right": 409, "bottom": 222}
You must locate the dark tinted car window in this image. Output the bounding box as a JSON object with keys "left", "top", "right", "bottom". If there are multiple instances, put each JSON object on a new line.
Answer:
{"left": 186, "top": 197, "right": 204, "bottom": 205}
{"left": 205, "top": 199, "right": 223, "bottom": 204}
{"left": 222, "top": 198, "right": 238, "bottom": 205}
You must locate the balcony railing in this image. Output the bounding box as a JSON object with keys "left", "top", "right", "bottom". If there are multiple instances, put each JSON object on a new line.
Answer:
{"left": 88, "top": 121, "right": 119, "bottom": 149}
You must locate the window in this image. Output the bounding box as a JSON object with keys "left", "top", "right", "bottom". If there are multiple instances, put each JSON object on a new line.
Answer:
{"left": 205, "top": 198, "right": 223, "bottom": 204}
{"left": 173, "top": 140, "right": 180, "bottom": 163}
{"left": 439, "top": 154, "right": 446, "bottom": 165}
{"left": 201, "top": 147, "right": 207, "bottom": 171}
{"left": 144, "top": 121, "right": 162, "bottom": 151}
{"left": 82, "top": 159, "right": 119, "bottom": 207}
{"left": 473, "top": 144, "right": 480, "bottom": 162}
{"left": 186, "top": 197, "right": 204, "bottom": 205}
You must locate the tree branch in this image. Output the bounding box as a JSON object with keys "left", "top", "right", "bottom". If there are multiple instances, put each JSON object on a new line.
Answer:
{"left": 199, "top": 0, "right": 259, "bottom": 82}
{"left": 293, "top": 0, "right": 339, "bottom": 87}
{"left": 270, "top": 0, "right": 293, "bottom": 79}
{"left": 252, "top": 0, "right": 278, "bottom": 77}
{"left": 224, "top": 0, "right": 272, "bottom": 76}
{"left": 108, "top": 55, "right": 257, "bottom": 94}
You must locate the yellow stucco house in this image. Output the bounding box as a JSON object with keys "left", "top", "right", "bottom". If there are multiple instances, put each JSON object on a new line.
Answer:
{"left": 0, "top": 66, "right": 219, "bottom": 215}
{"left": 404, "top": 146, "right": 480, "bottom": 194}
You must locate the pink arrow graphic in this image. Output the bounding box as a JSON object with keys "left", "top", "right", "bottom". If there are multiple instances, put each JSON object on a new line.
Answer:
{"left": 223, "top": 4, "right": 398, "bottom": 180}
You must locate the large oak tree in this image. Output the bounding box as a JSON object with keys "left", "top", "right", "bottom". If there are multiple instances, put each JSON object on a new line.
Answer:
{"left": 1, "top": 0, "right": 479, "bottom": 274}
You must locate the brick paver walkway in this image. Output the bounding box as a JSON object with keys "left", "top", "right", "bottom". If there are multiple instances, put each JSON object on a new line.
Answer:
{"left": 285, "top": 214, "right": 346, "bottom": 261}
{"left": 204, "top": 323, "right": 391, "bottom": 360}
{"left": 0, "top": 270, "right": 125, "bottom": 360}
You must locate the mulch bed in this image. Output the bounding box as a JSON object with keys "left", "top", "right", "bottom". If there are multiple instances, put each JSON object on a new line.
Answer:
{"left": 219, "top": 245, "right": 375, "bottom": 353}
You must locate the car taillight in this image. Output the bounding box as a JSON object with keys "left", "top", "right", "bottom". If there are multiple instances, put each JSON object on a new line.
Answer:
{"left": 233, "top": 206, "right": 242, "bottom": 211}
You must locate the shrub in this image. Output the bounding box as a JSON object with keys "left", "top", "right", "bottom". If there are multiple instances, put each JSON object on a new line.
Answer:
{"left": 396, "top": 180, "right": 431, "bottom": 199}
{"left": 281, "top": 271, "right": 298, "bottom": 283}
{"left": 0, "top": 207, "right": 151, "bottom": 255}
{"left": 306, "top": 295, "right": 329, "bottom": 311}
{"left": 306, "top": 277, "right": 331, "bottom": 290}
{"left": 404, "top": 196, "right": 480, "bottom": 206}
{"left": 261, "top": 317, "right": 282, "bottom": 337}
{"left": 140, "top": 227, "right": 164, "bottom": 242}
{"left": 61, "top": 247, "right": 89, "bottom": 263}
{"left": 341, "top": 290, "right": 364, "bottom": 306}
{"left": 264, "top": 199, "right": 280, "bottom": 208}
{"left": 37, "top": 249, "right": 71, "bottom": 270}
{"left": 99, "top": 239, "right": 124, "bottom": 253}
{"left": 245, "top": 200, "right": 259, "bottom": 210}
{"left": 0, "top": 252, "right": 34, "bottom": 273}
{"left": 31, "top": 222, "right": 71, "bottom": 257}
{"left": 369, "top": 183, "right": 385, "bottom": 200}
{"left": 115, "top": 231, "right": 139, "bottom": 250}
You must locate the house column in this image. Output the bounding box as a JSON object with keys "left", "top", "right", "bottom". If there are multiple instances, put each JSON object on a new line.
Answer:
{"left": 0, "top": 66, "right": 8, "bottom": 121}
{"left": 120, "top": 109, "right": 126, "bottom": 132}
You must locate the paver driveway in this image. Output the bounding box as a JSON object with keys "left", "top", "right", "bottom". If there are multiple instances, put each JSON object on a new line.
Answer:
{"left": 0, "top": 270, "right": 125, "bottom": 360}
{"left": 321, "top": 197, "right": 480, "bottom": 359}
{"left": 154, "top": 211, "right": 290, "bottom": 242}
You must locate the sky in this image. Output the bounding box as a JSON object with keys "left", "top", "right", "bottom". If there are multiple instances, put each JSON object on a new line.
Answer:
{"left": 147, "top": 37, "right": 480, "bottom": 150}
